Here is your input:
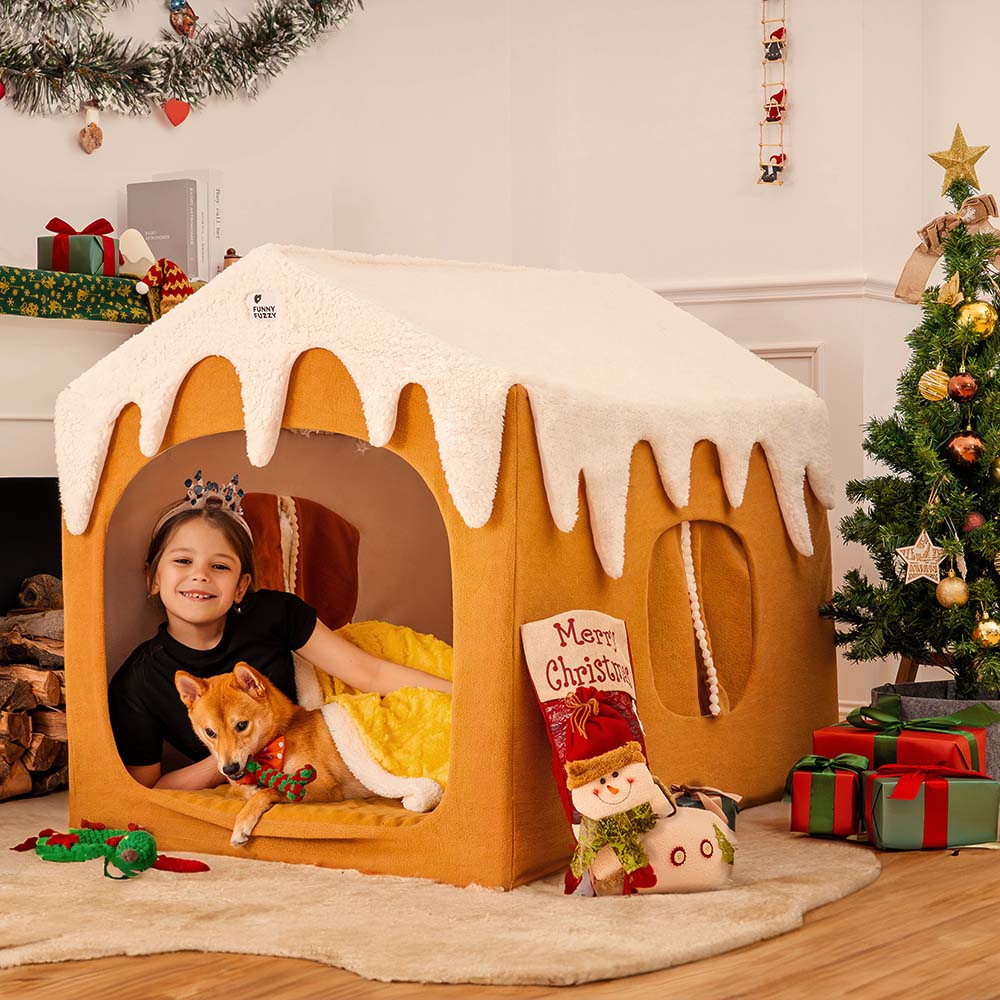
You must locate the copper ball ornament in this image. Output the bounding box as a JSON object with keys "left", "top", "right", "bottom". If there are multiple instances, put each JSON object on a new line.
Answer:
{"left": 944, "top": 430, "right": 986, "bottom": 471}
{"left": 974, "top": 615, "right": 1000, "bottom": 648}
{"left": 963, "top": 511, "right": 987, "bottom": 533}
{"left": 957, "top": 301, "right": 998, "bottom": 338}
{"left": 936, "top": 571, "right": 970, "bottom": 609}
{"left": 918, "top": 366, "right": 950, "bottom": 401}
{"left": 948, "top": 372, "right": 979, "bottom": 402}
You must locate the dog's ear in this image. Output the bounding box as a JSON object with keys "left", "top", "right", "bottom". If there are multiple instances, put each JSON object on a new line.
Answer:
{"left": 175, "top": 671, "right": 207, "bottom": 708}
{"left": 232, "top": 661, "right": 268, "bottom": 700}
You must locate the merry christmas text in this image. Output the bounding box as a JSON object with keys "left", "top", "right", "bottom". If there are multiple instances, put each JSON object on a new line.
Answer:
{"left": 545, "top": 653, "right": 633, "bottom": 692}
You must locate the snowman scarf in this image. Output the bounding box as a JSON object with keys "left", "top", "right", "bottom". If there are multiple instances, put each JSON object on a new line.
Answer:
{"left": 570, "top": 801, "right": 657, "bottom": 878}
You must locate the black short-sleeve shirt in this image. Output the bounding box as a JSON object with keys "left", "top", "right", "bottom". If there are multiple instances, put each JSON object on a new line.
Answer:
{"left": 108, "top": 589, "right": 318, "bottom": 767}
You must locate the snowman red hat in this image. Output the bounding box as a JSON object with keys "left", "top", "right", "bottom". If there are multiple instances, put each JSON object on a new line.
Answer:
{"left": 563, "top": 687, "right": 645, "bottom": 790}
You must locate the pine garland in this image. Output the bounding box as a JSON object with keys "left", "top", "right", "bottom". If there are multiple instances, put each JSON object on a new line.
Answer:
{"left": 821, "top": 179, "right": 1000, "bottom": 696}
{"left": 0, "top": 0, "right": 359, "bottom": 116}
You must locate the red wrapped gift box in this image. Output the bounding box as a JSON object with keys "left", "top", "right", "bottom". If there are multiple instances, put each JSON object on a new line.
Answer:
{"left": 812, "top": 696, "right": 998, "bottom": 771}
{"left": 790, "top": 767, "right": 863, "bottom": 837}
{"left": 813, "top": 722, "right": 986, "bottom": 771}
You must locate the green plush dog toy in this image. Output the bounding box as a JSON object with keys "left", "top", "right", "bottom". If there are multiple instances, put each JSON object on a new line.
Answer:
{"left": 12, "top": 821, "right": 210, "bottom": 879}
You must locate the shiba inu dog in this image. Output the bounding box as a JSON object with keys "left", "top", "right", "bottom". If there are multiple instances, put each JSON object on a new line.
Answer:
{"left": 175, "top": 661, "right": 372, "bottom": 846}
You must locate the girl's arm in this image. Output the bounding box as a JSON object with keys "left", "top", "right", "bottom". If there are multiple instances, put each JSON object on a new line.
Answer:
{"left": 296, "top": 619, "right": 452, "bottom": 695}
{"left": 127, "top": 756, "right": 227, "bottom": 790}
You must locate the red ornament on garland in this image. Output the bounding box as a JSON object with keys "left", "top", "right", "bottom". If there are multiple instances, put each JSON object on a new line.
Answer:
{"left": 163, "top": 99, "right": 190, "bottom": 127}
{"left": 0, "top": 79, "right": 6, "bottom": 101}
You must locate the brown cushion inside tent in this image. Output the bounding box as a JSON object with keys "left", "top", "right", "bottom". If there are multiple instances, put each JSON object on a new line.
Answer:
{"left": 241, "top": 492, "right": 360, "bottom": 630}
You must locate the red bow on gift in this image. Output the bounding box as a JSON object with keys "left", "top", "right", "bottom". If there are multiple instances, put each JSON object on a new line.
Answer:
{"left": 45, "top": 217, "right": 118, "bottom": 276}
{"left": 877, "top": 763, "right": 991, "bottom": 801}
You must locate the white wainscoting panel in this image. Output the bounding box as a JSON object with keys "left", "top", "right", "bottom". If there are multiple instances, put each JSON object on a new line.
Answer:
{"left": 748, "top": 342, "right": 824, "bottom": 397}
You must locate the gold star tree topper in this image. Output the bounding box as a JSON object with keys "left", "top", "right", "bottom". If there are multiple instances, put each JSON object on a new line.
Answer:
{"left": 895, "top": 530, "right": 947, "bottom": 585}
{"left": 929, "top": 124, "right": 990, "bottom": 195}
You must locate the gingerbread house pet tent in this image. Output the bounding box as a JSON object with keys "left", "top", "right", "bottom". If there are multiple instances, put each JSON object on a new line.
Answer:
{"left": 56, "top": 245, "right": 838, "bottom": 889}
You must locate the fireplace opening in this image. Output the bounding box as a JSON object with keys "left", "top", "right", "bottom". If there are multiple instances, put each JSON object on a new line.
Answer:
{"left": 1, "top": 478, "right": 62, "bottom": 612}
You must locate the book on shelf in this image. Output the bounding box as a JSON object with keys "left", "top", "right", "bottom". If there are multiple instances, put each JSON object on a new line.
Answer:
{"left": 126, "top": 178, "right": 198, "bottom": 279}
{"left": 152, "top": 168, "right": 224, "bottom": 281}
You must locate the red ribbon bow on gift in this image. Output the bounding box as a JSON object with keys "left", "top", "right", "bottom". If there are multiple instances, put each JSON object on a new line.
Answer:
{"left": 45, "top": 217, "right": 118, "bottom": 276}
{"left": 876, "top": 763, "right": 990, "bottom": 801}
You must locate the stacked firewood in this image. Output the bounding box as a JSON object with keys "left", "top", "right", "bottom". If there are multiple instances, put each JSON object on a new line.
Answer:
{"left": 0, "top": 574, "right": 68, "bottom": 801}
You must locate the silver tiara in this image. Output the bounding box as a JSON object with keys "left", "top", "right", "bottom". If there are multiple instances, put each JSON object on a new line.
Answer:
{"left": 184, "top": 470, "right": 245, "bottom": 515}
{"left": 153, "top": 471, "right": 252, "bottom": 539}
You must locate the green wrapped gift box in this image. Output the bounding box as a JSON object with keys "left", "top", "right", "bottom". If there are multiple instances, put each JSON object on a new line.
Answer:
{"left": 36, "top": 217, "right": 119, "bottom": 276}
{"left": 865, "top": 764, "right": 1000, "bottom": 850}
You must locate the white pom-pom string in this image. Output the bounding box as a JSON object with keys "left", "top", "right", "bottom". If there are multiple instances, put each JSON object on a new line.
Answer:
{"left": 680, "top": 521, "right": 721, "bottom": 718}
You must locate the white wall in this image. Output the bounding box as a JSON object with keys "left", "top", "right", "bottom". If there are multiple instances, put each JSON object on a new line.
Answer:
{"left": 2, "top": 0, "right": 867, "bottom": 272}
{"left": 1, "top": 0, "right": 963, "bottom": 708}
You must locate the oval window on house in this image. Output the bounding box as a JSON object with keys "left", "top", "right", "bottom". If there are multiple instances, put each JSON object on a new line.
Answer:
{"left": 646, "top": 521, "right": 753, "bottom": 717}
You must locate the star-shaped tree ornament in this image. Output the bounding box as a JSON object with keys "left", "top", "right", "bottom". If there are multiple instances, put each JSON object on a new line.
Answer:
{"left": 929, "top": 124, "right": 990, "bottom": 195}
{"left": 895, "top": 530, "right": 947, "bottom": 584}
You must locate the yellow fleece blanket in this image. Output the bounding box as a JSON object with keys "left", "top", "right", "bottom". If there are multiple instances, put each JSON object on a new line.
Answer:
{"left": 314, "top": 621, "right": 453, "bottom": 792}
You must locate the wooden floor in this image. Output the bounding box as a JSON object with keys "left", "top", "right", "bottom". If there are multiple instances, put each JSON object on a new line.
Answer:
{"left": 5, "top": 845, "right": 1000, "bottom": 1000}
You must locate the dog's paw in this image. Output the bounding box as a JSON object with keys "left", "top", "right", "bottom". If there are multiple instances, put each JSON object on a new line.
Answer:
{"left": 230, "top": 828, "right": 250, "bottom": 847}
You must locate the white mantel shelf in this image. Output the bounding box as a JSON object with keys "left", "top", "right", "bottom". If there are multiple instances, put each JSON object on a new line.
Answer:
{"left": 2, "top": 313, "right": 141, "bottom": 477}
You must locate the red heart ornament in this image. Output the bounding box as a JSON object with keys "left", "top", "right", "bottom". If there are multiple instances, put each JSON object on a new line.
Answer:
{"left": 163, "top": 99, "right": 190, "bottom": 127}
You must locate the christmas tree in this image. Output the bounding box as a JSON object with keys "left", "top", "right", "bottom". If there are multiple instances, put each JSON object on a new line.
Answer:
{"left": 822, "top": 124, "right": 1000, "bottom": 698}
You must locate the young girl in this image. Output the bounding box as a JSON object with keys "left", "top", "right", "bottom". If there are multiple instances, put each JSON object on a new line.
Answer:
{"left": 108, "top": 474, "right": 451, "bottom": 791}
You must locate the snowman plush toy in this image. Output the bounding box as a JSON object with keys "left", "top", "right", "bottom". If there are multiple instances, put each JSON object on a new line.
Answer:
{"left": 563, "top": 687, "right": 736, "bottom": 896}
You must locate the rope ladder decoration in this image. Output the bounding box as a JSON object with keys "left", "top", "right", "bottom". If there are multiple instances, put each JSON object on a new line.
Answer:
{"left": 759, "top": 0, "right": 788, "bottom": 184}
{"left": 680, "top": 521, "right": 722, "bottom": 717}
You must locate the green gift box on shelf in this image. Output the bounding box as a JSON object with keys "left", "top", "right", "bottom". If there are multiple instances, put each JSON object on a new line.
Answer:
{"left": 36, "top": 217, "right": 119, "bottom": 276}
{"left": 865, "top": 764, "right": 1000, "bottom": 850}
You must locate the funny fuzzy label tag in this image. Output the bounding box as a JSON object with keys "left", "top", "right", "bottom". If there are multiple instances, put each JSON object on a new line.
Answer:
{"left": 246, "top": 291, "right": 279, "bottom": 321}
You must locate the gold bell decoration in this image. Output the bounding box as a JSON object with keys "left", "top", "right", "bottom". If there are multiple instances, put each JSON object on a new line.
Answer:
{"left": 936, "top": 569, "right": 970, "bottom": 609}
{"left": 957, "top": 301, "right": 998, "bottom": 338}
{"left": 973, "top": 612, "right": 1000, "bottom": 648}
{"left": 918, "top": 364, "right": 950, "bottom": 401}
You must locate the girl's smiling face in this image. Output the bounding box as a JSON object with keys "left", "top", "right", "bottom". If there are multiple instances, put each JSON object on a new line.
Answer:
{"left": 149, "top": 518, "right": 251, "bottom": 633}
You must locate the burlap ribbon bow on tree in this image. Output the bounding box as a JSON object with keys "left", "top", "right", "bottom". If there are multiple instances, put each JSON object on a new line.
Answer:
{"left": 895, "top": 194, "right": 1000, "bottom": 303}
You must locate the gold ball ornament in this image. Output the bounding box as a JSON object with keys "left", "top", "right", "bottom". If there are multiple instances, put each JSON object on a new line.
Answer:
{"left": 991, "top": 457, "right": 1000, "bottom": 483}
{"left": 918, "top": 365, "right": 950, "bottom": 401}
{"left": 936, "top": 570, "right": 970, "bottom": 609}
{"left": 957, "top": 301, "right": 998, "bottom": 338}
{"left": 973, "top": 615, "right": 1000, "bottom": 648}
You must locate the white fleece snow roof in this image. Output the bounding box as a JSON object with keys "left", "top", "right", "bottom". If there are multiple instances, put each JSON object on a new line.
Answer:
{"left": 55, "top": 245, "right": 835, "bottom": 578}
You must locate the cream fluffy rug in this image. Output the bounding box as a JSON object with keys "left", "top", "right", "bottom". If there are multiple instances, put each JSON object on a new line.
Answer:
{"left": 0, "top": 793, "right": 879, "bottom": 985}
